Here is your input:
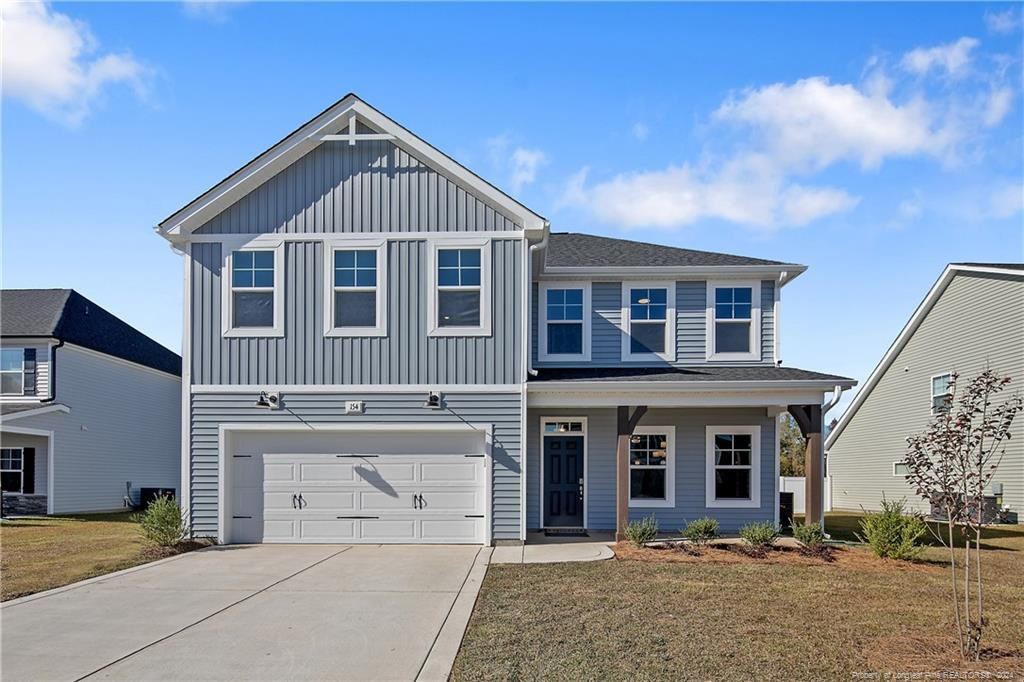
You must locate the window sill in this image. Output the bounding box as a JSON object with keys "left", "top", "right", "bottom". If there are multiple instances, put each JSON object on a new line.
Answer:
{"left": 428, "top": 327, "right": 492, "bottom": 338}
{"left": 223, "top": 328, "right": 284, "bottom": 338}
{"left": 705, "top": 498, "right": 761, "bottom": 509}
{"left": 538, "top": 353, "right": 591, "bottom": 362}
{"left": 629, "top": 498, "right": 675, "bottom": 508}
{"left": 706, "top": 352, "right": 760, "bottom": 362}
{"left": 324, "top": 327, "right": 387, "bottom": 338}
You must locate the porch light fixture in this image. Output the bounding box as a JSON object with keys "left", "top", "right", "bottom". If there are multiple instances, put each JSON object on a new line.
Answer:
{"left": 255, "top": 391, "right": 280, "bottom": 409}
{"left": 424, "top": 391, "right": 443, "bottom": 409}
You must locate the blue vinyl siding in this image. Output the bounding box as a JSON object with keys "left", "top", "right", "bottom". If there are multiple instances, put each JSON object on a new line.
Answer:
{"left": 527, "top": 407, "right": 776, "bottom": 534}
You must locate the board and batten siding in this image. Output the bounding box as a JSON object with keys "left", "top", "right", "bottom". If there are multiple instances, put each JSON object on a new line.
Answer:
{"left": 190, "top": 239, "right": 522, "bottom": 385}
{"left": 194, "top": 140, "right": 522, "bottom": 235}
{"left": 531, "top": 280, "right": 775, "bottom": 367}
{"left": 828, "top": 271, "right": 1024, "bottom": 518}
{"left": 526, "top": 407, "right": 776, "bottom": 534}
{"left": 189, "top": 391, "right": 523, "bottom": 540}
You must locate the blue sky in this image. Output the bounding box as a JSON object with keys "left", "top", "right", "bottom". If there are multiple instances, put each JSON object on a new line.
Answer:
{"left": 3, "top": 2, "right": 1022, "bottom": 414}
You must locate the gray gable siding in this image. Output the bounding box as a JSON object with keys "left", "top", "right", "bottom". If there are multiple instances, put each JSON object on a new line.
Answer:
{"left": 195, "top": 141, "right": 522, "bottom": 235}
{"left": 828, "top": 271, "right": 1024, "bottom": 517}
{"left": 526, "top": 407, "right": 776, "bottom": 534}
{"left": 190, "top": 239, "right": 522, "bottom": 385}
{"left": 532, "top": 279, "right": 775, "bottom": 367}
{"left": 189, "top": 391, "right": 522, "bottom": 540}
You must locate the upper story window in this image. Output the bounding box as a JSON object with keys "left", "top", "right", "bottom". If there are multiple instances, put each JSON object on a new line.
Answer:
{"left": 621, "top": 282, "right": 676, "bottom": 362}
{"left": 325, "top": 242, "right": 387, "bottom": 337}
{"left": 629, "top": 427, "right": 675, "bottom": 508}
{"left": 707, "top": 281, "right": 761, "bottom": 361}
{"left": 223, "top": 243, "right": 284, "bottom": 337}
{"left": 1, "top": 349, "right": 25, "bottom": 395}
{"left": 705, "top": 425, "right": 761, "bottom": 508}
{"left": 428, "top": 240, "right": 491, "bottom": 337}
{"left": 538, "top": 283, "right": 591, "bottom": 361}
{"left": 931, "top": 373, "right": 953, "bottom": 414}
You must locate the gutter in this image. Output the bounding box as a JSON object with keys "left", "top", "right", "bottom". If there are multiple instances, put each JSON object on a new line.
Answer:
{"left": 526, "top": 231, "right": 550, "bottom": 377}
{"left": 527, "top": 379, "right": 857, "bottom": 392}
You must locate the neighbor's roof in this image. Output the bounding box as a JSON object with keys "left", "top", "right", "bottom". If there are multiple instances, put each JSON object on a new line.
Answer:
{"left": 1, "top": 289, "right": 181, "bottom": 376}
{"left": 544, "top": 233, "right": 802, "bottom": 269}
{"left": 529, "top": 366, "right": 854, "bottom": 385}
{"left": 825, "top": 262, "right": 1024, "bottom": 450}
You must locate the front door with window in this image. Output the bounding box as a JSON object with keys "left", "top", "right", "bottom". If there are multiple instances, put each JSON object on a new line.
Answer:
{"left": 543, "top": 435, "right": 584, "bottom": 527}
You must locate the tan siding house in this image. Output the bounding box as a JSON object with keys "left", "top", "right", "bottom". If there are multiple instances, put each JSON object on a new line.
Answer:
{"left": 826, "top": 264, "right": 1024, "bottom": 521}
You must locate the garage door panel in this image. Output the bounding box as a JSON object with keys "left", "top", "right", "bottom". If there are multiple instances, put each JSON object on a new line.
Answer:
{"left": 360, "top": 519, "right": 418, "bottom": 541}
{"left": 359, "top": 490, "right": 418, "bottom": 512}
{"left": 420, "top": 461, "right": 482, "bottom": 484}
{"left": 416, "top": 490, "right": 482, "bottom": 514}
{"left": 264, "top": 463, "right": 295, "bottom": 483}
{"left": 296, "top": 490, "right": 356, "bottom": 511}
{"left": 263, "top": 519, "right": 297, "bottom": 542}
{"left": 354, "top": 463, "right": 417, "bottom": 485}
{"left": 421, "top": 518, "right": 482, "bottom": 542}
{"left": 298, "top": 518, "right": 358, "bottom": 541}
{"left": 299, "top": 462, "right": 356, "bottom": 483}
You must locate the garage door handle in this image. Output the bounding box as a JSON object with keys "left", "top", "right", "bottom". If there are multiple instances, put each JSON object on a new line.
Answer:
{"left": 292, "top": 493, "right": 298, "bottom": 509}
{"left": 298, "top": 493, "right": 306, "bottom": 509}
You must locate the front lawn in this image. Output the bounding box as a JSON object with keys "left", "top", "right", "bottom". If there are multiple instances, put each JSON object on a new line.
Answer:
{"left": 453, "top": 519, "right": 1024, "bottom": 680}
{"left": 1, "top": 512, "right": 170, "bottom": 601}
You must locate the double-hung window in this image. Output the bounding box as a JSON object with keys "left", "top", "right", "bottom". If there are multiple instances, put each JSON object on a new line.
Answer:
{"left": 629, "top": 426, "right": 675, "bottom": 507}
{"left": 1, "top": 448, "right": 23, "bottom": 494}
{"left": 622, "top": 282, "right": 675, "bottom": 361}
{"left": 931, "top": 373, "right": 953, "bottom": 414}
{"left": 429, "top": 240, "right": 491, "bottom": 336}
{"left": 539, "top": 283, "right": 591, "bottom": 361}
{"left": 325, "top": 242, "right": 387, "bottom": 336}
{"left": 223, "top": 243, "right": 284, "bottom": 337}
{"left": 705, "top": 425, "right": 761, "bottom": 508}
{"left": 1, "top": 349, "right": 24, "bottom": 395}
{"left": 707, "top": 281, "right": 760, "bottom": 361}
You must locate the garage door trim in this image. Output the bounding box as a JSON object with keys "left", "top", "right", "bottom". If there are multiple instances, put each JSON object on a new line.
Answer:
{"left": 215, "top": 422, "right": 494, "bottom": 545}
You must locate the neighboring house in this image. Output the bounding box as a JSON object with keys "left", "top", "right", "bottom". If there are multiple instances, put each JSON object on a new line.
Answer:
{"left": 826, "top": 264, "right": 1024, "bottom": 522}
{"left": 0, "top": 289, "right": 182, "bottom": 515}
{"left": 155, "top": 94, "right": 853, "bottom": 545}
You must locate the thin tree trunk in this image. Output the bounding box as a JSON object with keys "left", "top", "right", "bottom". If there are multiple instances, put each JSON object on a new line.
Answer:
{"left": 947, "top": 517, "right": 965, "bottom": 658}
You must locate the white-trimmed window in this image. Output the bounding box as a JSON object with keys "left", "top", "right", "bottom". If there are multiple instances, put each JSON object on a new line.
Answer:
{"left": 629, "top": 426, "right": 675, "bottom": 508}
{"left": 931, "top": 373, "right": 953, "bottom": 414}
{"left": 428, "top": 240, "right": 491, "bottom": 336}
{"left": 1, "top": 349, "right": 24, "bottom": 395}
{"left": 706, "top": 281, "right": 761, "bottom": 361}
{"left": 621, "top": 282, "right": 676, "bottom": 361}
{"left": 324, "top": 241, "right": 387, "bottom": 337}
{"left": 222, "top": 243, "right": 284, "bottom": 337}
{"left": 893, "top": 461, "right": 910, "bottom": 477}
{"left": 705, "top": 425, "right": 761, "bottom": 508}
{"left": 539, "top": 283, "right": 591, "bottom": 361}
{"left": 1, "top": 448, "right": 23, "bottom": 494}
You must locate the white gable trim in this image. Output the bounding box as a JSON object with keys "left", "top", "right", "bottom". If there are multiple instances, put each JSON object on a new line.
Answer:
{"left": 157, "top": 95, "right": 546, "bottom": 239}
{"left": 825, "top": 264, "right": 1024, "bottom": 449}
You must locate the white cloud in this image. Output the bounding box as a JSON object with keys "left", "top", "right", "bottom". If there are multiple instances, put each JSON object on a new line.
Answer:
{"left": 509, "top": 147, "right": 547, "bottom": 192}
{"left": 983, "top": 87, "right": 1014, "bottom": 126}
{"left": 897, "top": 199, "right": 923, "bottom": 221}
{"left": 182, "top": 1, "right": 244, "bottom": 23}
{"left": 984, "top": 8, "right": 1021, "bottom": 35}
{"left": 631, "top": 122, "right": 649, "bottom": 141}
{"left": 1, "top": 1, "right": 148, "bottom": 126}
{"left": 901, "top": 37, "right": 979, "bottom": 78}
{"left": 988, "top": 182, "right": 1023, "bottom": 218}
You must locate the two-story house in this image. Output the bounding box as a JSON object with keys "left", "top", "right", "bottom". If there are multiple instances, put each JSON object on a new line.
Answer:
{"left": 0, "top": 289, "right": 181, "bottom": 515}
{"left": 156, "top": 94, "right": 853, "bottom": 545}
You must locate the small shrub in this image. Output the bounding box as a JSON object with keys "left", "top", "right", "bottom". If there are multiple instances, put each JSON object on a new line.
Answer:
{"left": 792, "top": 522, "right": 826, "bottom": 548}
{"left": 623, "top": 515, "right": 658, "bottom": 547}
{"left": 136, "top": 495, "right": 185, "bottom": 547}
{"left": 739, "top": 521, "right": 780, "bottom": 551}
{"left": 856, "top": 497, "right": 927, "bottom": 560}
{"left": 681, "top": 517, "right": 719, "bottom": 545}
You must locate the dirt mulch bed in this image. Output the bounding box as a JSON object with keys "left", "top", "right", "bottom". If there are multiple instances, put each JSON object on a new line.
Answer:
{"left": 866, "top": 633, "right": 1024, "bottom": 677}
{"left": 614, "top": 541, "right": 942, "bottom": 573}
{"left": 138, "top": 539, "right": 214, "bottom": 561}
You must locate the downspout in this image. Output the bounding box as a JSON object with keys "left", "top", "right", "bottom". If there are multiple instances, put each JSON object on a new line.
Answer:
{"left": 40, "top": 339, "right": 64, "bottom": 404}
{"left": 822, "top": 384, "right": 844, "bottom": 415}
{"left": 526, "top": 232, "right": 548, "bottom": 377}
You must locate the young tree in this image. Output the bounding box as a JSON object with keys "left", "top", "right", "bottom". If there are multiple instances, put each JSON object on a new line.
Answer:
{"left": 779, "top": 413, "right": 806, "bottom": 477}
{"left": 903, "top": 370, "right": 1022, "bottom": 660}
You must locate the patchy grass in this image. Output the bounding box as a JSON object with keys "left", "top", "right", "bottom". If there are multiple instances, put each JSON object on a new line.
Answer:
{"left": 0, "top": 513, "right": 208, "bottom": 601}
{"left": 453, "top": 519, "right": 1024, "bottom": 681}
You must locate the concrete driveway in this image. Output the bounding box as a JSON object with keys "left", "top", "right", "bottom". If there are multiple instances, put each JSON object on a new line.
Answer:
{"left": 1, "top": 544, "right": 489, "bottom": 682}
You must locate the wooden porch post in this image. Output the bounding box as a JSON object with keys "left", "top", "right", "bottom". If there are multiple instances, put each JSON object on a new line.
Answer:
{"left": 788, "top": 404, "right": 824, "bottom": 526}
{"left": 615, "top": 405, "right": 648, "bottom": 542}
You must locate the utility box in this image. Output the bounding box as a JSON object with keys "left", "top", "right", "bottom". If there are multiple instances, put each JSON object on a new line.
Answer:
{"left": 779, "top": 492, "right": 795, "bottom": 531}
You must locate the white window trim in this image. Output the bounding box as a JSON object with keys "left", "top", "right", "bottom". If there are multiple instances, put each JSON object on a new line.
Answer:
{"left": 221, "top": 240, "right": 285, "bottom": 337}
{"left": 706, "top": 280, "right": 761, "bottom": 362}
{"left": 705, "top": 424, "right": 761, "bottom": 509}
{"left": 539, "top": 417, "right": 589, "bottom": 528}
{"left": 629, "top": 425, "right": 676, "bottom": 508}
{"left": 1, "top": 447, "right": 24, "bottom": 495}
{"left": 930, "top": 372, "right": 953, "bottom": 414}
{"left": 621, "top": 281, "right": 676, "bottom": 362}
{"left": 538, "top": 282, "right": 592, "bottom": 362}
{"left": 427, "top": 238, "right": 492, "bottom": 337}
{"left": 323, "top": 239, "right": 388, "bottom": 337}
{"left": 892, "top": 461, "right": 910, "bottom": 477}
{"left": 0, "top": 348, "right": 25, "bottom": 396}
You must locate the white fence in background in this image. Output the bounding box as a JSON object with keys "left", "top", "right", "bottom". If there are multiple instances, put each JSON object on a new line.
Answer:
{"left": 780, "top": 476, "right": 833, "bottom": 514}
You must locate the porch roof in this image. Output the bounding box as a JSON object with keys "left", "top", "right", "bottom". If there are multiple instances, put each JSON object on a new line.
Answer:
{"left": 528, "top": 365, "right": 854, "bottom": 386}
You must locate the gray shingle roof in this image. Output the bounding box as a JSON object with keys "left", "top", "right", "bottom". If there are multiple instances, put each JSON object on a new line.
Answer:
{"left": 1, "top": 289, "right": 181, "bottom": 376}
{"left": 545, "top": 233, "right": 798, "bottom": 268}
{"left": 529, "top": 366, "right": 854, "bottom": 383}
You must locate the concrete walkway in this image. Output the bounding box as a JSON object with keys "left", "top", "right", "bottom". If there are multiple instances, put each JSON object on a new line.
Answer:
{"left": 1, "top": 544, "right": 489, "bottom": 682}
{"left": 491, "top": 532, "right": 615, "bottom": 564}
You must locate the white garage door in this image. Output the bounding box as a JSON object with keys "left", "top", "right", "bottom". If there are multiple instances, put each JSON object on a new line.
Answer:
{"left": 227, "top": 431, "right": 487, "bottom": 544}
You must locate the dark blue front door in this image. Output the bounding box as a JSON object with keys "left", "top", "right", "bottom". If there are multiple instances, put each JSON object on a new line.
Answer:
{"left": 543, "top": 435, "right": 584, "bottom": 527}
